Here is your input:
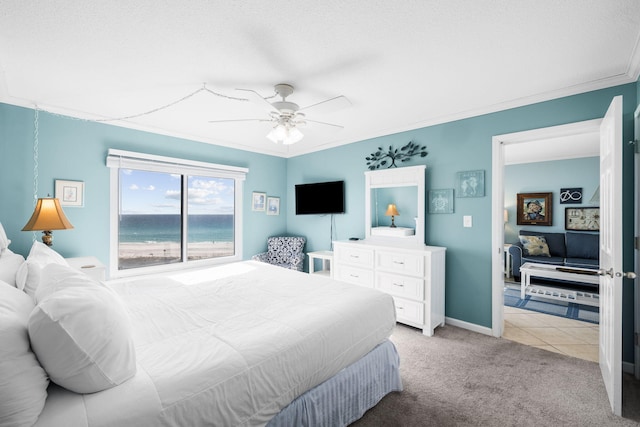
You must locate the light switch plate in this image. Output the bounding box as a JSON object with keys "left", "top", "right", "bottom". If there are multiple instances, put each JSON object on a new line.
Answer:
{"left": 463, "top": 215, "right": 472, "bottom": 227}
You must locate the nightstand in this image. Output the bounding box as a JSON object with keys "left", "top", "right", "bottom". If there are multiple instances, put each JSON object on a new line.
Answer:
{"left": 66, "top": 256, "right": 106, "bottom": 281}
{"left": 307, "top": 251, "right": 334, "bottom": 278}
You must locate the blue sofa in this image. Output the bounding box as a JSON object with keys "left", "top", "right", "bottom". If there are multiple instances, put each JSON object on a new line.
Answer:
{"left": 508, "top": 230, "right": 599, "bottom": 289}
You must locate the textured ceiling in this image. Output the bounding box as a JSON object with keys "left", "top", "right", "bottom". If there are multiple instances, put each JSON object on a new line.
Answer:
{"left": 1, "top": 1, "right": 639, "bottom": 158}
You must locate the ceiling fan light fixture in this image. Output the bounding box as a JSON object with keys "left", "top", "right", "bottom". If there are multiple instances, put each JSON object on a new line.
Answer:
{"left": 266, "top": 123, "right": 304, "bottom": 145}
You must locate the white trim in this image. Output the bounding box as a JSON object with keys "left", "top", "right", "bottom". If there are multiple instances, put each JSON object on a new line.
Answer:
{"left": 107, "top": 149, "right": 246, "bottom": 279}
{"left": 445, "top": 317, "right": 493, "bottom": 336}
{"left": 106, "top": 149, "right": 248, "bottom": 178}
{"left": 491, "top": 137, "right": 505, "bottom": 338}
{"left": 634, "top": 103, "right": 640, "bottom": 380}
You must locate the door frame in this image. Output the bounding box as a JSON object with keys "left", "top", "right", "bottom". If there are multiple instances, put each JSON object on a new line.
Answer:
{"left": 634, "top": 103, "right": 640, "bottom": 380}
{"left": 491, "top": 119, "right": 602, "bottom": 337}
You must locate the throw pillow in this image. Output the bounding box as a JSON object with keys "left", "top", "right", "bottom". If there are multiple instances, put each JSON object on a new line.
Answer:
{"left": 0, "top": 249, "right": 26, "bottom": 287}
{"left": 0, "top": 221, "right": 10, "bottom": 253}
{"left": 28, "top": 264, "right": 137, "bottom": 394}
{"left": 519, "top": 235, "right": 551, "bottom": 257}
{"left": 15, "top": 241, "right": 68, "bottom": 301}
{"left": 0, "top": 280, "right": 49, "bottom": 427}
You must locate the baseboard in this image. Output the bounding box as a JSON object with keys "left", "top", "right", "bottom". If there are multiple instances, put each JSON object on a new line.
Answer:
{"left": 445, "top": 317, "right": 493, "bottom": 336}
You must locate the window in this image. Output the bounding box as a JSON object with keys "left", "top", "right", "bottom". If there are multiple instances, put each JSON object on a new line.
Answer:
{"left": 107, "top": 149, "right": 247, "bottom": 277}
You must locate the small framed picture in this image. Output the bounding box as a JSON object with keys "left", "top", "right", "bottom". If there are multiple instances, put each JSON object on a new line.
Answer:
{"left": 252, "top": 192, "right": 266, "bottom": 211}
{"left": 559, "top": 188, "right": 582, "bottom": 204}
{"left": 565, "top": 207, "right": 599, "bottom": 231}
{"left": 428, "top": 189, "right": 454, "bottom": 214}
{"left": 517, "top": 192, "right": 552, "bottom": 226}
{"left": 456, "top": 170, "right": 485, "bottom": 198}
{"left": 55, "top": 180, "right": 84, "bottom": 207}
{"left": 267, "top": 197, "right": 280, "bottom": 216}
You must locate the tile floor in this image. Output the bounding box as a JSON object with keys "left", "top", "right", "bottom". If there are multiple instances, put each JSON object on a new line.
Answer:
{"left": 503, "top": 305, "right": 599, "bottom": 363}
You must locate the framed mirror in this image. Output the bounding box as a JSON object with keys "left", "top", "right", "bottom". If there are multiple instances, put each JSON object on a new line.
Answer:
{"left": 364, "top": 165, "right": 426, "bottom": 246}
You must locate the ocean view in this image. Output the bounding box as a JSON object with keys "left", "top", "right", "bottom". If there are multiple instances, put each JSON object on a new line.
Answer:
{"left": 118, "top": 214, "right": 235, "bottom": 269}
{"left": 119, "top": 214, "right": 234, "bottom": 243}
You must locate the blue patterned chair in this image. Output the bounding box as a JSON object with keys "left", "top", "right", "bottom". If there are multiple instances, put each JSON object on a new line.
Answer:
{"left": 252, "top": 236, "right": 306, "bottom": 272}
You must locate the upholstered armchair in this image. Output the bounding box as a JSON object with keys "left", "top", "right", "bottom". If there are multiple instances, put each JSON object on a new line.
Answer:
{"left": 252, "top": 236, "right": 306, "bottom": 272}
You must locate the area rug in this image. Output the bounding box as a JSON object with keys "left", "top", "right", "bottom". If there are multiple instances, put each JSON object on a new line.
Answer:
{"left": 504, "top": 286, "right": 599, "bottom": 324}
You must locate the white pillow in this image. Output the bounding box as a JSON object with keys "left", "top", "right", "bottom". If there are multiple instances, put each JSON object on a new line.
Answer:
{"left": 15, "top": 241, "right": 68, "bottom": 300}
{"left": 0, "top": 222, "right": 10, "bottom": 253}
{"left": 28, "top": 264, "right": 137, "bottom": 394}
{"left": 0, "top": 280, "right": 49, "bottom": 427}
{"left": 0, "top": 249, "right": 25, "bottom": 287}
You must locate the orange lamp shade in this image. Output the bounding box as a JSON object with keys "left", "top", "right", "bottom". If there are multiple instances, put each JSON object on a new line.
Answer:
{"left": 22, "top": 198, "right": 74, "bottom": 232}
{"left": 385, "top": 204, "right": 399, "bottom": 217}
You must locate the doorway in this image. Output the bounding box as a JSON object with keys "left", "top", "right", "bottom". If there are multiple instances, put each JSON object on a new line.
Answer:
{"left": 491, "top": 119, "right": 602, "bottom": 339}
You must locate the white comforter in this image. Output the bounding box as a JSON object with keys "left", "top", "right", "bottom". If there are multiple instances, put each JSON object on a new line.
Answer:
{"left": 34, "top": 261, "right": 396, "bottom": 427}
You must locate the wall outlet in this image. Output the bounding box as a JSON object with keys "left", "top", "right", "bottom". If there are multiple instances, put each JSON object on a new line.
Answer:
{"left": 463, "top": 215, "right": 472, "bottom": 227}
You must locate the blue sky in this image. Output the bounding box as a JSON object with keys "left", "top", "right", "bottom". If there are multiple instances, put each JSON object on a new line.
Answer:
{"left": 120, "top": 169, "right": 234, "bottom": 215}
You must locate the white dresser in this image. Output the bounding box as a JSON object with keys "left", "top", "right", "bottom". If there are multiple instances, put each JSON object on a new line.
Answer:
{"left": 333, "top": 240, "right": 446, "bottom": 336}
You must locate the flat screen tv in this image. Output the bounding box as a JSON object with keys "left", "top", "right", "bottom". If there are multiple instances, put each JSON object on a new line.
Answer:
{"left": 295, "top": 180, "right": 345, "bottom": 215}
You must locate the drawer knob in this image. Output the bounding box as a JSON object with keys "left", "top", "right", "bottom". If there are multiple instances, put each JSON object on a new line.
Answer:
{"left": 393, "top": 283, "right": 404, "bottom": 287}
{"left": 393, "top": 261, "right": 405, "bottom": 265}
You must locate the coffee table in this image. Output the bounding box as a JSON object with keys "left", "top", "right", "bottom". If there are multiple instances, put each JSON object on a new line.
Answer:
{"left": 519, "top": 262, "right": 600, "bottom": 307}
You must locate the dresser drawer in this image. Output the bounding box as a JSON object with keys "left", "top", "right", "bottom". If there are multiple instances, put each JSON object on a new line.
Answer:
{"left": 335, "top": 246, "right": 374, "bottom": 268}
{"left": 335, "top": 265, "right": 374, "bottom": 288}
{"left": 377, "top": 272, "right": 424, "bottom": 300}
{"left": 392, "top": 296, "right": 424, "bottom": 324}
{"left": 376, "top": 251, "right": 424, "bottom": 276}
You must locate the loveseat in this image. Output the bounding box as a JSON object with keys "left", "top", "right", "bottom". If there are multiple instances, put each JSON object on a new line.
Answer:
{"left": 508, "top": 230, "right": 599, "bottom": 288}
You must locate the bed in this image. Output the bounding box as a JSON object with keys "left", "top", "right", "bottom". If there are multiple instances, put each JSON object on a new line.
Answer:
{"left": 1, "top": 236, "right": 401, "bottom": 427}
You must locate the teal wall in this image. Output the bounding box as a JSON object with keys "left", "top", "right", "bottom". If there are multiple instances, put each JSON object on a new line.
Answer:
{"left": 0, "top": 104, "right": 287, "bottom": 265}
{"left": 287, "top": 83, "right": 637, "bottom": 362}
{"left": 504, "top": 157, "right": 599, "bottom": 243}
{"left": 0, "top": 82, "right": 638, "bottom": 363}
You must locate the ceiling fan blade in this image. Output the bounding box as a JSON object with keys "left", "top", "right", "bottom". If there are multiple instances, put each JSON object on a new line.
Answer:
{"left": 235, "top": 88, "right": 279, "bottom": 114}
{"left": 299, "top": 95, "right": 351, "bottom": 115}
{"left": 304, "top": 119, "right": 344, "bottom": 129}
{"left": 208, "top": 118, "right": 272, "bottom": 124}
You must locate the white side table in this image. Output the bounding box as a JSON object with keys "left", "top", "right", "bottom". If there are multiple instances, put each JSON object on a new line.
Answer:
{"left": 66, "top": 256, "right": 106, "bottom": 281}
{"left": 307, "top": 251, "right": 334, "bottom": 278}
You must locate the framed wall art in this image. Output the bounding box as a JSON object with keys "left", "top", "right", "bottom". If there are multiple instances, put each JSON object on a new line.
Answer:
{"left": 428, "top": 189, "right": 454, "bottom": 214}
{"left": 516, "top": 192, "right": 552, "bottom": 226}
{"left": 55, "top": 179, "right": 84, "bottom": 207}
{"left": 266, "top": 197, "right": 280, "bottom": 216}
{"left": 559, "top": 187, "right": 582, "bottom": 204}
{"left": 252, "top": 192, "right": 266, "bottom": 211}
{"left": 565, "top": 207, "right": 599, "bottom": 231}
{"left": 455, "top": 170, "right": 484, "bottom": 198}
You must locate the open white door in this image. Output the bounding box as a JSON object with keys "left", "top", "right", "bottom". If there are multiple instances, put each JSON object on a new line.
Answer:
{"left": 599, "top": 95, "right": 624, "bottom": 415}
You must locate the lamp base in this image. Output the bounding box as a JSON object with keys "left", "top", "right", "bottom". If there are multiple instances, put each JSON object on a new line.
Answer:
{"left": 41, "top": 230, "right": 53, "bottom": 246}
{"left": 390, "top": 216, "right": 397, "bottom": 228}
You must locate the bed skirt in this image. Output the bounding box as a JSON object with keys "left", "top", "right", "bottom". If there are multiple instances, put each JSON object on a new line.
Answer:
{"left": 267, "top": 339, "right": 402, "bottom": 427}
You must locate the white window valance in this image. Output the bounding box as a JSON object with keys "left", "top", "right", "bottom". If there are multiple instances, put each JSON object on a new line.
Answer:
{"left": 106, "top": 149, "right": 248, "bottom": 180}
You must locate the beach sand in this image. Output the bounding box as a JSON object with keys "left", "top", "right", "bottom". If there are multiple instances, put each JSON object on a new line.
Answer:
{"left": 119, "top": 241, "right": 234, "bottom": 269}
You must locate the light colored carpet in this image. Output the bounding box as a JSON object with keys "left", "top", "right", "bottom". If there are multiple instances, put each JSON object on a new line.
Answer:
{"left": 351, "top": 324, "right": 640, "bottom": 426}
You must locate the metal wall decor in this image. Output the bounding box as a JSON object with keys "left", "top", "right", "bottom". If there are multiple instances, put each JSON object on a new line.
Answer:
{"left": 365, "top": 141, "right": 428, "bottom": 170}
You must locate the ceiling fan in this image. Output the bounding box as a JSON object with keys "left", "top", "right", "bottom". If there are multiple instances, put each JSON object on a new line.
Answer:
{"left": 210, "top": 83, "right": 351, "bottom": 145}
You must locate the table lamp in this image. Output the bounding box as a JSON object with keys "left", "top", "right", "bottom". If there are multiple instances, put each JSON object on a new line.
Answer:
{"left": 22, "top": 197, "right": 74, "bottom": 246}
{"left": 385, "top": 204, "right": 399, "bottom": 228}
